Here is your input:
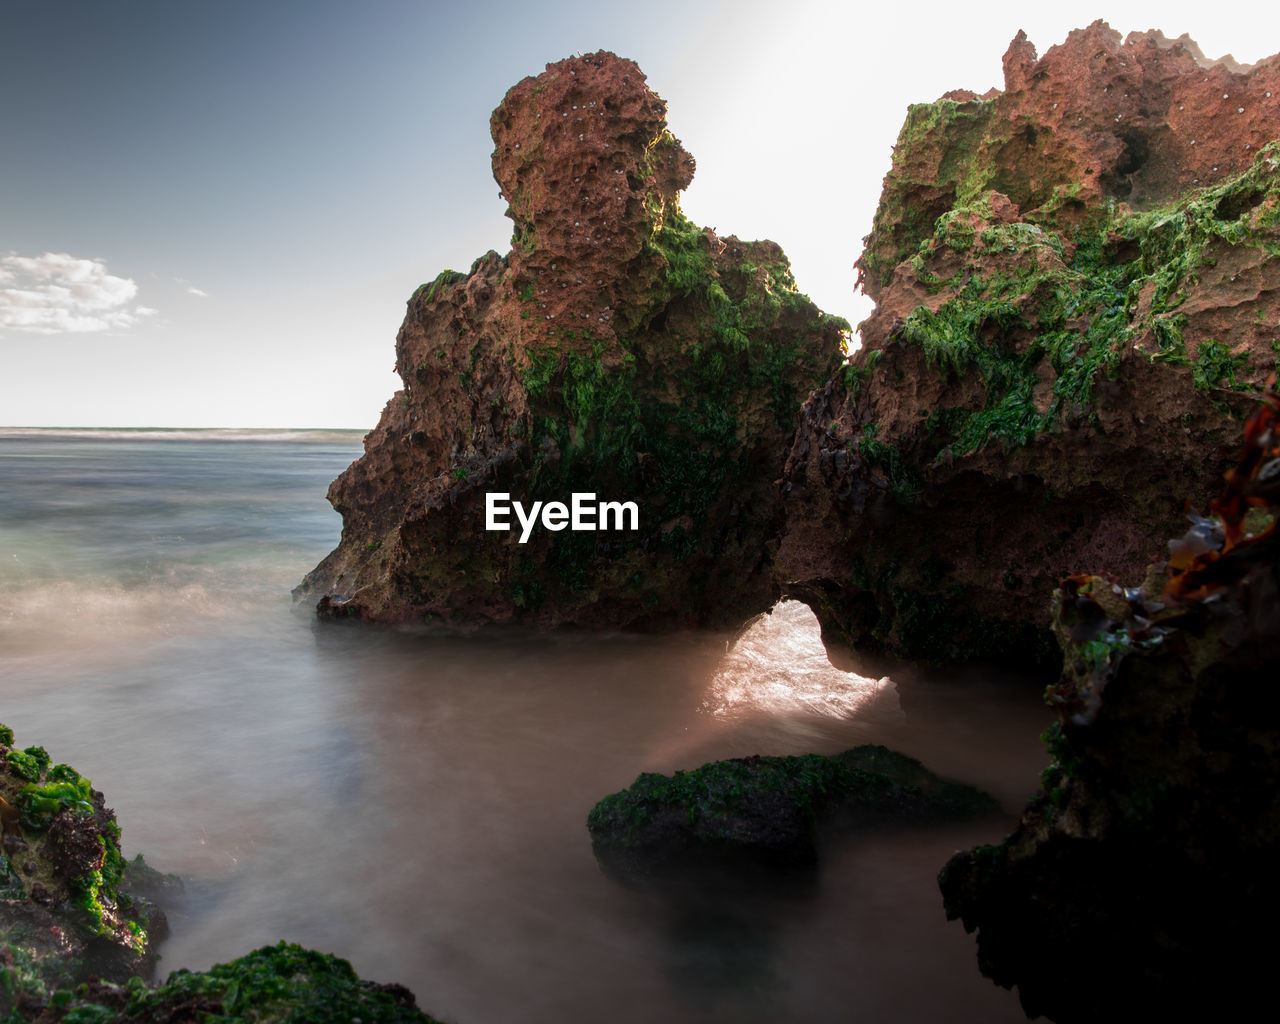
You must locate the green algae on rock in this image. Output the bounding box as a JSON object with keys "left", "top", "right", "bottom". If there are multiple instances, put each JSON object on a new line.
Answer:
{"left": 938, "top": 387, "right": 1280, "bottom": 1020}
{"left": 587, "top": 744, "right": 998, "bottom": 884}
{"left": 10, "top": 942, "right": 444, "bottom": 1024}
{"left": 777, "top": 24, "right": 1280, "bottom": 670}
{"left": 1, "top": 730, "right": 441, "bottom": 1024}
{"left": 1, "top": 726, "right": 166, "bottom": 1018}
{"left": 299, "top": 51, "right": 845, "bottom": 630}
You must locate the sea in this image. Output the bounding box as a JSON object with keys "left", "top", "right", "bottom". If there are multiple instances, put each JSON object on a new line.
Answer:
{"left": 0, "top": 429, "right": 1050, "bottom": 1023}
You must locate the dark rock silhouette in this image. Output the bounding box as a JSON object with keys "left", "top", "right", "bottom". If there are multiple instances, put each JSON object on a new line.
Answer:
{"left": 940, "top": 385, "right": 1280, "bottom": 1020}
{"left": 588, "top": 744, "right": 998, "bottom": 885}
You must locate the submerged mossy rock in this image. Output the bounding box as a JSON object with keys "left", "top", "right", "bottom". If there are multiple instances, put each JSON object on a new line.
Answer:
{"left": 299, "top": 51, "right": 845, "bottom": 630}
{"left": 939, "top": 390, "right": 1280, "bottom": 1020}
{"left": 1, "top": 725, "right": 167, "bottom": 1016}
{"left": 587, "top": 744, "right": 998, "bottom": 884}
{"left": 777, "top": 24, "right": 1280, "bottom": 669}
{"left": 20, "top": 942, "right": 443, "bottom": 1023}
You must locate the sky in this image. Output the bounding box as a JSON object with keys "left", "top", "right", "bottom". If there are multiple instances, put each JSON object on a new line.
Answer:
{"left": 3, "top": 0, "right": 1279, "bottom": 428}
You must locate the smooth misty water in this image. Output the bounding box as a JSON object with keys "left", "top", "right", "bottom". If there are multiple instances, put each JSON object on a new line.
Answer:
{"left": 0, "top": 434, "right": 1050, "bottom": 1023}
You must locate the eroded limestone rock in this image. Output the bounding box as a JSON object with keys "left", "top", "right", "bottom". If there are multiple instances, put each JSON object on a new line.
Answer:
{"left": 300, "top": 51, "right": 845, "bottom": 629}
{"left": 777, "top": 24, "right": 1280, "bottom": 668}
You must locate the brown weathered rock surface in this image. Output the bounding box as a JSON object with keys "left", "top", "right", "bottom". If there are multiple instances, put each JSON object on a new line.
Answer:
{"left": 300, "top": 52, "right": 845, "bottom": 628}
{"left": 858, "top": 20, "right": 1280, "bottom": 297}
{"left": 776, "top": 22, "right": 1280, "bottom": 669}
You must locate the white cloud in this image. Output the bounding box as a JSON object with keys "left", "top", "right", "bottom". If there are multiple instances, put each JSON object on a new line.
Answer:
{"left": 171, "top": 276, "right": 208, "bottom": 299}
{"left": 0, "top": 252, "right": 151, "bottom": 334}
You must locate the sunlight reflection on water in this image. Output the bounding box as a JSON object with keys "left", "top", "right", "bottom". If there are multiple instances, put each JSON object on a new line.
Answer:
{"left": 703, "top": 600, "right": 900, "bottom": 720}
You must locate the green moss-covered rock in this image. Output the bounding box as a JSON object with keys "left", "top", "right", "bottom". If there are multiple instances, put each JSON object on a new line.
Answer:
{"left": 1, "top": 727, "right": 166, "bottom": 1017}
{"left": 1, "top": 731, "right": 441, "bottom": 1024}
{"left": 588, "top": 745, "right": 998, "bottom": 883}
{"left": 301, "top": 51, "right": 845, "bottom": 631}
{"left": 778, "top": 26, "right": 1280, "bottom": 670}
{"left": 13, "top": 942, "right": 444, "bottom": 1024}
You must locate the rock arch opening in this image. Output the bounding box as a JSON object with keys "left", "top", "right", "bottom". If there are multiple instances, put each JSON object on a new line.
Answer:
{"left": 703, "top": 600, "right": 900, "bottom": 721}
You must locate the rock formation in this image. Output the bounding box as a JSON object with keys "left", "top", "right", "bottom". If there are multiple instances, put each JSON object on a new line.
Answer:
{"left": 1, "top": 725, "right": 443, "bottom": 1023}
{"left": 299, "top": 51, "right": 846, "bottom": 629}
{"left": 18, "top": 942, "right": 442, "bottom": 1023}
{"left": 1, "top": 724, "right": 166, "bottom": 1011}
{"left": 938, "top": 385, "right": 1280, "bottom": 1020}
{"left": 587, "top": 744, "right": 998, "bottom": 885}
{"left": 776, "top": 22, "right": 1280, "bottom": 668}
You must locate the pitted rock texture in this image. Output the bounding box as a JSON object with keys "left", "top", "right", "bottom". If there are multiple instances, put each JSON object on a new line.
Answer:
{"left": 492, "top": 52, "right": 694, "bottom": 346}
{"left": 776, "top": 24, "right": 1280, "bottom": 670}
{"left": 1, "top": 725, "right": 167, "bottom": 1014}
{"left": 300, "top": 51, "right": 845, "bottom": 628}
{"left": 858, "top": 20, "right": 1280, "bottom": 296}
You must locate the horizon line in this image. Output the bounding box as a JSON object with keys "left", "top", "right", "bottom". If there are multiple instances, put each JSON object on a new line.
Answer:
{"left": 0, "top": 424, "right": 367, "bottom": 432}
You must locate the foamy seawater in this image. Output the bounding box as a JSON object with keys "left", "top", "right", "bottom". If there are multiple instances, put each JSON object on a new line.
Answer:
{"left": 0, "top": 432, "right": 361, "bottom": 673}
{"left": 0, "top": 433, "right": 1051, "bottom": 1022}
